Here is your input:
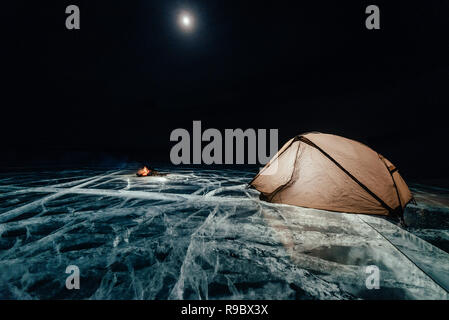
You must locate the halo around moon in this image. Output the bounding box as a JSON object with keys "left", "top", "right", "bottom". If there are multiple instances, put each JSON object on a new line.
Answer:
{"left": 178, "top": 11, "right": 195, "bottom": 32}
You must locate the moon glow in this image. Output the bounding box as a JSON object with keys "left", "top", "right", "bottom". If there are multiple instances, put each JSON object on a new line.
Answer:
{"left": 179, "top": 11, "right": 195, "bottom": 31}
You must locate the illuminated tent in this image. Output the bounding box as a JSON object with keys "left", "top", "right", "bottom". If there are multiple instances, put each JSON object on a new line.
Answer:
{"left": 250, "top": 132, "right": 414, "bottom": 216}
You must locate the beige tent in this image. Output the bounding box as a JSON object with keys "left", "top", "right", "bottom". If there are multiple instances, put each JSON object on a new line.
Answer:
{"left": 250, "top": 132, "right": 414, "bottom": 216}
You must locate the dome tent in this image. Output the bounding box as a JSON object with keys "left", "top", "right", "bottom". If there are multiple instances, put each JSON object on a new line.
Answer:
{"left": 250, "top": 132, "right": 414, "bottom": 216}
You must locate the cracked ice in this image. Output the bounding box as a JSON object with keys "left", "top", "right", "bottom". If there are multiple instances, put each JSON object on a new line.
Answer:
{"left": 0, "top": 166, "right": 448, "bottom": 299}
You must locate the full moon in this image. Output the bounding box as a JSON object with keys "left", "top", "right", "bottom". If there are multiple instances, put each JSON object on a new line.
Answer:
{"left": 182, "top": 16, "right": 191, "bottom": 26}
{"left": 178, "top": 11, "right": 195, "bottom": 31}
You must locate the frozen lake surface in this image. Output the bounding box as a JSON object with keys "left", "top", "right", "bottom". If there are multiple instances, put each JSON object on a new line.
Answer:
{"left": 0, "top": 166, "right": 448, "bottom": 300}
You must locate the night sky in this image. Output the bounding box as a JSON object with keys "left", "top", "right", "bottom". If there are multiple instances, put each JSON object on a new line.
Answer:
{"left": 3, "top": 1, "right": 449, "bottom": 179}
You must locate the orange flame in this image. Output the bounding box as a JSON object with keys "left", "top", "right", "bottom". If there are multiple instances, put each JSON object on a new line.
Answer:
{"left": 137, "top": 166, "right": 151, "bottom": 177}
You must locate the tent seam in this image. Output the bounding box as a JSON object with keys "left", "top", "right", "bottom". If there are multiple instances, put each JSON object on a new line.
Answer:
{"left": 267, "top": 140, "right": 302, "bottom": 202}
{"left": 248, "top": 137, "right": 297, "bottom": 187}
{"left": 379, "top": 154, "right": 403, "bottom": 213}
{"left": 297, "top": 135, "right": 394, "bottom": 215}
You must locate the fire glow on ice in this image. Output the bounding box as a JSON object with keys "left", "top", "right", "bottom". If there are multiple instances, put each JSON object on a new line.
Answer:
{"left": 0, "top": 166, "right": 448, "bottom": 299}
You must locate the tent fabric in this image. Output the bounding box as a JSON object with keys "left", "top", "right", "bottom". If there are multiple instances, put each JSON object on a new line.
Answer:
{"left": 250, "top": 132, "right": 413, "bottom": 216}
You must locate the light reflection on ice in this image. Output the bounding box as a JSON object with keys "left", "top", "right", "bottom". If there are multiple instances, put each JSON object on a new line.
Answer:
{"left": 0, "top": 167, "right": 448, "bottom": 300}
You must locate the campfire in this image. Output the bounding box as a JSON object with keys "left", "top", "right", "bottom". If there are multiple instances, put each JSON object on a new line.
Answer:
{"left": 136, "top": 166, "right": 151, "bottom": 177}
{"left": 136, "top": 166, "right": 167, "bottom": 177}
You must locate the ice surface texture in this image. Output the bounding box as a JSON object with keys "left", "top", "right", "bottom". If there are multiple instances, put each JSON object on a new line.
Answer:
{"left": 0, "top": 167, "right": 448, "bottom": 300}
